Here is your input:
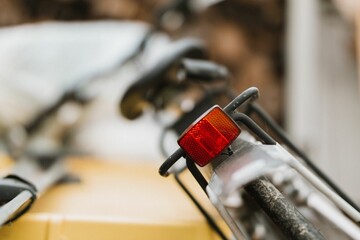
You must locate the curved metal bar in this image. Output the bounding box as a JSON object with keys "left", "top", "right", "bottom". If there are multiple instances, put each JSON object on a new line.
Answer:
{"left": 224, "top": 87, "right": 259, "bottom": 114}
{"left": 159, "top": 148, "right": 185, "bottom": 177}
{"left": 230, "top": 112, "right": 276, "bottom": 145}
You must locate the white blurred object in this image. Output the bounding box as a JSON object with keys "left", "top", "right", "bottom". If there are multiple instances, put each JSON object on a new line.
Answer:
{"left": 0, "top": 21, "right": 148, "bottom": 128}
{"left": 0, "top": 21, "right": 174, "bottom": 162}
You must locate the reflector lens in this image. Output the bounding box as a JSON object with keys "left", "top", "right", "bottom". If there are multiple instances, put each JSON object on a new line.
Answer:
{"left": 178, "top": 106, "right": 241, "bottom": 166}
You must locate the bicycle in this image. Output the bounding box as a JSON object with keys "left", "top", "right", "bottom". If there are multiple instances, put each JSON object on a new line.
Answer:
{"left": 120, "top": 40, "right": 360, "bottom": 239}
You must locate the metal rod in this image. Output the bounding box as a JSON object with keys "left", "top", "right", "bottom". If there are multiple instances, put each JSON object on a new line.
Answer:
{"left": 244, "top": 178, "right": 326, "bottom": 240}
{"left": 186, "top": 158, "right": 208, "bottom": 192}
{"left": 281, "top": 148, "right": 360, "bottom": 223}
{"left": 248, "top": 102, "right": 360, "bottom": 212}
{"left": 207, "top": 186, "right": 250, "bottom": 240}
{"left": 307, "top": 193, "right": 360, "bottom": 239}
{"left": 159, "top": 148, "right": 185, "bottom": 177}
{"left": 224, "top": 87, "right": 259, "bottom": 113}
{"left": 231, "top": 112, "right": 275, "bottom": 145}
{"left": 174, "top": 174, "right": 228, "bottom": 240}
{"left": 232, "top": 104, "right": 360, "bottom": 222}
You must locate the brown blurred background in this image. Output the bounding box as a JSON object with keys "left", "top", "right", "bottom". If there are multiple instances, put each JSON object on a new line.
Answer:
{"left": 0, "top": 0, "right": 286, "bottom": 123}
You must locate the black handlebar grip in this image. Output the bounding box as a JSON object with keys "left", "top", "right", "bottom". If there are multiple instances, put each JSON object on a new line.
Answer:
{"left": 178, "top": 58, "right": 229, "bottom": 82}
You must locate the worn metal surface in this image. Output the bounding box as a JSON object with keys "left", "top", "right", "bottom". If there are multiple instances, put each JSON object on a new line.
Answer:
{"left": 244, "top": 178, "right": 326, "bottom": 240}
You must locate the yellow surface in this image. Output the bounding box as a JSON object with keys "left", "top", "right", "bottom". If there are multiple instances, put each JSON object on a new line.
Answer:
{"left": 0, "top": 157, "right": 220, "bottom": 240}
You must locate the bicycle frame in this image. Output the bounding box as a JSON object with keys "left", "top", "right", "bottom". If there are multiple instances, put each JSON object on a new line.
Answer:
{"left": 158, "top": 87, "right": 360, "bottom": 239}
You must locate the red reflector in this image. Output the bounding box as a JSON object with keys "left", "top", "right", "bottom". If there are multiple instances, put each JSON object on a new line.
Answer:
{"left": 178, "top": 106, "right": 241, "bottom": 167}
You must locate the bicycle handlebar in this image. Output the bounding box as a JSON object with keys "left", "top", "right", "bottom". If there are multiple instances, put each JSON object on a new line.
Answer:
{"left": 120, "top": 38, "right": 206, "bottom": 120}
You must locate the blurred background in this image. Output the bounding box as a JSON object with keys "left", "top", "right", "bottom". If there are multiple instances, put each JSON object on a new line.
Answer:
{"left": 0, "top": 0, "right": 358, "bottom": 204}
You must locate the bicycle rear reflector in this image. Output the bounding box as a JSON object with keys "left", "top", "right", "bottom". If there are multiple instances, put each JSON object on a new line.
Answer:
{"left": 178, "top": 106, "right": 241, "bottom": 166}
